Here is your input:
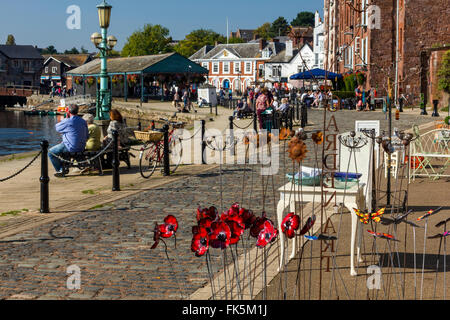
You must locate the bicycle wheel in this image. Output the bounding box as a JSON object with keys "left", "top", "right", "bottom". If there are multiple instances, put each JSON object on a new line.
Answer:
{"left": 139, "top": 143, "right": 161, "bottom": 179}
{"left": 169, "top": 136, "right": 183, "bottom": 174}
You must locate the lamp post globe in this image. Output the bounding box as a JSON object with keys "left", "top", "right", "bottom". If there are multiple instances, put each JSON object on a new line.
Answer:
{"left": 107, "top": 35, "right": 117, "bottom": 49}
{"left": 90, "top": 32, "right": 102, "bottom": 47}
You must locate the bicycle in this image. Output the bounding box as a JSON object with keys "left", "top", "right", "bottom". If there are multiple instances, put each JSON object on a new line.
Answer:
{"left": 136, "top": 118, "right": 184, "bottom": 179}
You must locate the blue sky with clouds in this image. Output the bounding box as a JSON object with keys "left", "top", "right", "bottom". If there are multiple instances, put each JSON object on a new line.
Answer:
{"left": 0, "top": 0, "right": 322, "bottom": 52}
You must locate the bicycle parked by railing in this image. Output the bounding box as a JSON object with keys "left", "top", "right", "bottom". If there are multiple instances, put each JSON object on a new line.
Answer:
{"left": 135, "top": 118, "right": 184, "bottom": 179}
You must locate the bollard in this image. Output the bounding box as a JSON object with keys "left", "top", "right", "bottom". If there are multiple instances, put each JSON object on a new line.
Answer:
{"left": 201, "top": 120, "right": 206, "bottom": 165}
{"left": 163, "top": 124, "right": 170, "bottom": 176}
{"left": 301, "top": 103, "right": 307, "bottom": 129}
{"left": 40, "top": 140, "right": 50, "bottom": 213}
{"left": 112, "top": 130, "right": 120, "bottom": 191}
{"left": 431, "top": 100, "right": 440, "bottom": 117}
{"left": 229, "top": 116, "right": 235, "bottom": 156}
{"left": 289, "top": 108, "right": 293, "bottom": 131}
{"left": 253, "top": 109, "right": 258, "bottom": 133}
{"left": 399, "top": 97, "right": 404, "bottom": 112}
{"left": 215, "top": 103, "right": 218, "bottom": 116}
{"left": 210, "top": 103, "right": 212, "bottom": 114}
{"left": 420, "top": 93, "right": 428, "bottom": 115}
{"left": 296, "top": 100, "right": 300, "bottom": 121}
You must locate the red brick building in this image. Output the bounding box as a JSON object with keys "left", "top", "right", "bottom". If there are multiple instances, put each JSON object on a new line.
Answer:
{"left": 324, "top": 0, "right": 450, "bottom": 105}
{"left": 190, "top": 39, "right": 284, "bottom": 92}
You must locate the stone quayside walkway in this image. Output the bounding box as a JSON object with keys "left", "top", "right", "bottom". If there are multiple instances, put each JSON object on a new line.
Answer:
{"left": 0, "top": 108, "right": 441, "bottom": 300}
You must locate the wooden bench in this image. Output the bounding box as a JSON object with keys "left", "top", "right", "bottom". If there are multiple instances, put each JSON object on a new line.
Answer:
{"left": 60, "top": 147, "right": 133, "bottom": 177}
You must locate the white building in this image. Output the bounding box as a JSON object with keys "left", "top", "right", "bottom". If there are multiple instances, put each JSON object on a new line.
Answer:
{"left": 264, "top": 40, "right": 315, "bottom": 86}
{"left": 313, "top": 11, "right": 325, "bottom": 69}
{"left": 190, "top": 40, "right": 283, "bottom": 93}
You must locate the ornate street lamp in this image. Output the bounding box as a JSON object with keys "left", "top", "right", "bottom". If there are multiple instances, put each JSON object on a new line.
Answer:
{"left": 90, "top": 0, "right": 117, "bottom": 121}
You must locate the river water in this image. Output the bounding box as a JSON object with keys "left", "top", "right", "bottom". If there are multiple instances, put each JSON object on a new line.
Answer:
{"left": 0, "top": 110, "right": 62, "bottom": 156}
{"left": 0, "top": 110, "right": 152, "bottom": 156}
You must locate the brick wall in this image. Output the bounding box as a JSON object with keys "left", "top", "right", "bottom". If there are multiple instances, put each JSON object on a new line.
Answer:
{"left": 369, "top": 0, "right": 450, "bottom": 104}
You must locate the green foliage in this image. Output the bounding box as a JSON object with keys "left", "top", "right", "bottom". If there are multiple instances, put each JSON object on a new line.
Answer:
{"left": 255, "top": 22, "right": 273, "bottom": 40}
{"left": 64, "top": 47, "right": 80, "bottom": 54}
{"left": 356, "top": 73, "right": 366, "bottom": 85}
{"left": 121, "top": 24, "right": 173, "bottom": 57}
{"left": 174, "top": 29, "right": 225, "bottom": 57}
{"left": 291, "top": 12, "right": 315, "bottom": 27}
{"left": 227, "top": 37, "right": 245, "bottom": 44}
{"left": 438, "top": 50, "right": 450, "bottom": 93}
{"left": 344, "top": 74, "right": 358, "bottom": 92}
{"left": 270, "top": 17, "right": 290, "bottom": 37}
{"left": 80, "top": 46, "right": 88, "bottom": 54}
{"left": 332, "top": 91, "right": 355, "bottom": 99}
{"left": 6, "top": 34, "right": 15, "bottom": 45}
{"left": 41, "top": 45, "right": 58, "bottom": 55}
{"left": 445, "top": 116, "right": 450, "bottom": 125}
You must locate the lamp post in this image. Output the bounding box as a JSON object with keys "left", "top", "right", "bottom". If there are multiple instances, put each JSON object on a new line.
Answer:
{"left": 91, "top": 0, "right": 117, "bottom": 121}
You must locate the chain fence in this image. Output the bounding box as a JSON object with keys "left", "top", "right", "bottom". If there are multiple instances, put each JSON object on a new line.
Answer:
{"left": 48, "top": 139, "right": 114, "bottom": 166}
{"left": 0, "top": 151, "right": 42, "bottom": 183}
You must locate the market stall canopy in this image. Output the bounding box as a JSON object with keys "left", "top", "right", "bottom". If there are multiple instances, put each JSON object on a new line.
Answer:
{"left": 67, "top": 52, "right": 208, "bottom": 76}
{"left": 290, "top": 68, "right": 343, "bottom": 80}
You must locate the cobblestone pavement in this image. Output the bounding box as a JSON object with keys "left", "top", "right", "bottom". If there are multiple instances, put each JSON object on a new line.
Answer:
{"left": 0, "top": 109, "right": 437, "bottom": 300}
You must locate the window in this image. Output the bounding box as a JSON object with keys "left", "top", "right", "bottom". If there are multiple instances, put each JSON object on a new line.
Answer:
{"left": 272, "top": 66, "right": 282, "bottom": 78}
{"left": 14, "top": 60, "right": 19, "bottom": 68}
{"left": 52, "top": 67, "right": 57, "bottom": 73}
{"left": 212, "top": 62, "right": 219, "bottom": 74}
{"left": 223, "top": 62, "right": 230, "bottom": 74}
{"left": 245, "top": 61, "right": 252, "bottom": 74}
{"left": 202, "top": 62, "right": 209, "bottom": 70}
{"left": 234, "top": 62, "right": 240, "bottom": 74}
{"left": 23, "top": 61, "right": 30, "bottom": 71}
{"left": 45, "top": 67, "right": 49, "bottom": 73}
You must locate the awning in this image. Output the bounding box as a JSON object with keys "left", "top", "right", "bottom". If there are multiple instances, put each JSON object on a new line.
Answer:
{"left": 290, "top": 68, "right": 343, "bottom": 80}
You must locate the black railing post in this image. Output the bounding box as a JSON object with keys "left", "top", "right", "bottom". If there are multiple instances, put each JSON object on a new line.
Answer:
{"left": 289, "top": 108, "right": 293, "bottom": 131}
{"left": 229, "top": 116, "right": 235, "bottom": 156}
{"left": 163, "top": 124, "right": 170, "bottom": 176}
{"left": 253, "top": 109, "right": 258, "bottom": 133}
{"left": 40, "top": 140, "right": 50, "bottom": 213}
{"left": 432, "top": 100, "right": 440, "bottom": 117}
{"left": 112, "top": 130, "right": 120, "bottom": 191}
{"left": 201, "top": 120, "right": 206, "bottom": 165}
{"left": 301, "top": 102, "right": 307, "bottom": 129}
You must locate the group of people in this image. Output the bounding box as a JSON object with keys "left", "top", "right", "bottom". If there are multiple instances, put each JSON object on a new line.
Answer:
{"left": 230, "top": 87, "right": 292, "bottom": 129}
{"left": 50, "top": 86, "right": 75, "bottom": 99}
{"left": 173, "top": 87, "right": 197, "bottom": 113}
{"left": 49, "top": 105, "right": 129, "bottom": 177}
{"left": 355, "top": 84, "right": 376, "bottom": 111}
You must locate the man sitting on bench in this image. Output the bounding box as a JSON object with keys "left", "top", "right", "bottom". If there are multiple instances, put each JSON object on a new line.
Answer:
{"left": 49, "top": 104, "right": 88, "bottom": 177}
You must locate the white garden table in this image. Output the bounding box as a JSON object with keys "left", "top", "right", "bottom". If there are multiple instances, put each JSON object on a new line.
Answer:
{"left": 277, "top": 181, "right": 365, "bottom": 276}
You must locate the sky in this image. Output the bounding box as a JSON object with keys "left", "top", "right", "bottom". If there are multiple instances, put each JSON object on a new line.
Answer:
{"left": 0, "top": 0, "right": 322, "bottom": 52}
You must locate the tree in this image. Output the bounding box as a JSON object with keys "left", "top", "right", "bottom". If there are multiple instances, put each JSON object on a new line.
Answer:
{"left": 227, "top": 37, "right": 245, "bottom": 44}
{"left": 80, "top": 46, "right": 89, "bottom": 54}
{"left": 270, "top": 17, "right": 290, "bottom": 37}
{"left": 121, "top": 24, "right": 173, "bottom": 57}
{"left": 174, "top": 29, "right": 225, "bottom": 57}
{"left": 255, "top": 22, "right": 273, "bottom": 40}
{"left": 291, "top": 12, "right": 315, "bottom": 27}
{"left": 64, "top": 47, "right": 80, "bottom": 54}
{"left": 6, "top": 34, "right": 16, "bottom": 45}
{"left": 41, "top": 45, "right": 58, "bottom": 54}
